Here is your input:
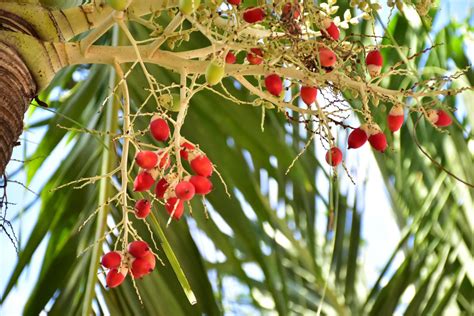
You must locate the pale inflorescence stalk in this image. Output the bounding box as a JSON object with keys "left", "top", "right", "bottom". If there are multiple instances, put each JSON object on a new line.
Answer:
{"left": 115, "top": 63, "right": 132, "bottom": 245}
{"left": 174, "top": 70, "right": 189, "bottom": 177}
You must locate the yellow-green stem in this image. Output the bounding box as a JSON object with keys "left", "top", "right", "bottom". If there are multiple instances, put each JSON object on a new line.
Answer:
{"left": 149, "top": 212, "right": 197, "bottom": 305}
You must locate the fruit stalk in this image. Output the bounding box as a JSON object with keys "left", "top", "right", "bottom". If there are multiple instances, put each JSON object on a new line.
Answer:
{"left": 174, "top": 71, "right": 190, "bottom": 177}
{"left": 115, "top": 63, "right": 132, "bottom": 245}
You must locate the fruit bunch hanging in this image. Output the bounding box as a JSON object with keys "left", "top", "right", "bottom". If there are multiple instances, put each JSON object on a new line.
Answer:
{"left": 102, "top": 241, "right": 156, "bottom": 287}
{"left": 134, "top": 115, "right": 213, "bottom": 222}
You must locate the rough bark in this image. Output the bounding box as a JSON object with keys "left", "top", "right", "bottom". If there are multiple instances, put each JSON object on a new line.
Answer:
{"left": 0, "top": 41, "right": 36, "bottom": 175}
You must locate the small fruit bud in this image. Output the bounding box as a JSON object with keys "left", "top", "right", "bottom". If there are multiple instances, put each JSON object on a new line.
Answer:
{"left": 322, "top": 19, "right": 340, "bottom": 41}
{"left": 190, "top": 175, "right": 213, "bottom": 195}
{"left": 368, "top": 131, "right": 387, "bottom": 152}
{"left": 247, "top": 48, "right": 263, "bottom": 65}
{"left": 108, "top": 0, "right": 128, "bottom": 11}
{"left": 366, "top": 50, "right": 383, "bottom": 77}
{"left": 348, "top": 127, "right": 368, "bottom": 149}
{"left": 131, "top": 257, "right": 153, "bottom": 278}
{"left": 427, "top": 109, "right": 452, "bottom": 127}
{"left": 106, "top": 269, "right": 126, "bottom": 288}
{"left": 190, "top": 155, "right": 213, "bottom": 177}
{"left": 180, "top": 142, "right": 195, "bottom": 160}
{"left": 128, "top": 240, "right": 150, "bottom": 258}
{"left": 319, "top": 47, "right": 337, "bottom": 68}
{"left": 264, "top": 74, "right": 283, "bottom": 97}
{"left": 133, "top": 171, "right": 155, "bottom": 192}
{"left": 155, "top": 178, "right": 169, "bottom": 199}
{"left": 150, "top": 116, "right": 170, "bottom": 141}
{"left": 436, "top": 110, "right": 452, "bottom": 127}
{"left": 225, "top": 51, "right": 237, "bottom": 64}
{"left": 243, "top": 7, "right": 265, "bottom": 23}
{"left": 162, "top": 93, "right": 181, "bottom": 112}
{"left": 387, "top": 105, "right": 404, "bottom": 132}
{"left": 175, "top": 181, "right": 196, "bottom": 201}
{"left": 205, "top": 61, "right": 225, "bottom": 86}
{"left": 325, "top": 147, "right": 343, "bottom": 166}
{"left": 156, "top": 150, "right": 171, "bottom": 169}
{"left": 165, "top": 198, "right": 185, "bottom": 220}
{"left": 135, "top": 199, "right": 151, "bottom": 219}
{"left": 179, "top": 0, "right": 201, "bottom": 15}
{"left": 101, "top": 251, "right": 122, "bottom": 269}
{"left": 227, "top": 0, "right": 241, "bottom": 6}
{"left": 143, "top": 252, "right": 156, "bottom": 271}
{"left": 135, "top": 151, "right": 158, "bottom": 169}
{"left": 300, "top": 86, "right": 318, "bottom": 106}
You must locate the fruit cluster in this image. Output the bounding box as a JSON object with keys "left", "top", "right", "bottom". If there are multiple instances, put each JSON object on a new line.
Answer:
{"left": 133, "top": 115, "right": 214, "bottom": 221}
{"left": 325, "top": 107, "right": 452, "bottom": 167}
{"left": 93, "top": 0, "right": 460, "bottom": 294}
{"left": 195, "top": 2, "right": 340, "bottom": 89}
{"left": 176, "top": 2, "right": 456, "bottom": 169}
{"left": 101, "top": 241, "right": 156, "bottom": 288}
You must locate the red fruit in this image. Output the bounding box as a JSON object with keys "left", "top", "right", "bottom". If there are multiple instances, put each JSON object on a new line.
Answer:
{"left": 155, "top": 178, "right": 169, "bottom": 199}
{"left": 366, "top": 50, "right": 383, "bottom": 77}
{"left": 247, "top": 48, "right": 263, "bottom": 65}
{"left": 135, "top": 151, "right": 158, "bottom": 169}
{"left": 319, "top": 47, "right": 337, "bottom": 68}
{"left": 101, "top": 251, "right": 122, "bottom": 269}
{"left": 135, "top": 199, "right": 151, "bottom": 219}
{"left": 143, "top": 252, "right": 156, "bottom": 271}
{"left": 324, "top": 22, "right": 340, "bottom": 41}
{"left": 435, "top": 110, "right": 452, "bottom": 127}
{"left": 150, "top": 116, "right": 170, "bottom": 141}
{"left": 243, "top": 7, "right": 265, "bottom": 23}
{"left": 180, "top": 142, "right": 195, "bottom": 160}
{"left": 225, "top": 51, "right": 236, "bottom": 64}
{"left": 368, "top": 132, "right": 387, "bottom": 152}
{"left": 227, "top": 0, "right": 241, "bottom": 5}
{"left": 165, "top": 198, "right": 185, "bottom": 220}
{"left": 156, "top": 150, "right": 170, "bottom": 169}
{"left": 325, "top": 147, "right": 343, "bottom": 166}
{"left": 264, "top": 74, "right": 283, "bottom": 96}
{"left": 106, "top": 269, "right": 126, "bottom": 288}
{"left": 131, "top": 270, "right": 144, "bottom": 279}
{"left": 190, "top": 175, "right": 213, "bottom": 195}
{"left": 133, "top": 171, "right": 155, "bottom": 192}
{"left": 128, "top": 240, "right": 150, "bottom": 258}
{"left": 282, "top": 2, "right": 300, "bottom": 20}
{"left": 300, "top": 86, "right": 318, "bottom": 105}
{"left": 348, "top": 128, "right": 368, "bottom": 149}
{"left": 190, "top": 155, "right": 213, "bottom": 177}
{"left": 131, "top": 257, "right": 153, "bottom": 277}
{"left": 387, "top": 105, "right": 404, "bottom": 132}
{"left": 387, "top": 115, "right": 404, "bottom": 132}
{"left": 428, "top": 109, "right": 452, "bottom": 127}
{"left": 175, "top": 181, "right": 195, "bottom": 201}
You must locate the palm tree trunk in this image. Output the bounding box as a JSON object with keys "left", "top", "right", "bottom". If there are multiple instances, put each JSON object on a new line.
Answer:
{"left": 0, "top": 41, "right": 37, "bottom": 175}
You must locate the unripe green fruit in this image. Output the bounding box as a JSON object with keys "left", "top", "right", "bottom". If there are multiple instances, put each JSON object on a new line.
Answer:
{"left": 179, "top": 0, "right": 201, "bottom": 15}
{"left": 165, "top": 93, "right": 181, "bottom": 112}
{"left": 169, "top": 94, "right": 181, "bottom": 112}
{"left": 108, "top": 0, "right": 127, "bottom": 11}
{"left": 205, "top": 0, "right": 219, "bottom": 9}
{"left": 205, "top": 62, "right": 225, "bottom": 86}
{"left": 158, "top": 94, "right": 181, "bottom": 112}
